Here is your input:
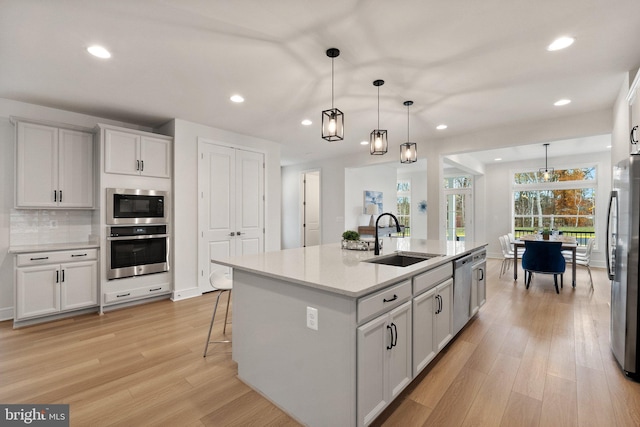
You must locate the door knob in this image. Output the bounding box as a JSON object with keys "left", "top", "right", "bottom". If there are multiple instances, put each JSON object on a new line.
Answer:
{"left": 229, "top": 232, "right": 236, "bottom": 236}
{"left": 237, "top": 231, "right": 242, "bottom": 236}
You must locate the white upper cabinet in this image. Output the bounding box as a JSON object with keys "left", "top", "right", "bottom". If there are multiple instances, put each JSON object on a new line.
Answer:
{"left": 104, "top": 128, "right": 171, "bottom": 178}
{"left": 16, "top": 121, "right": 94, "bottom": 208}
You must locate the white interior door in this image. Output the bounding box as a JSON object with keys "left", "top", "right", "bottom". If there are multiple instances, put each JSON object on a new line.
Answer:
{"left": 303, "top": 171, "right": 321, "bottom": 247}
{"left": 198, "top": 141, "right": 264, "bottom": 293}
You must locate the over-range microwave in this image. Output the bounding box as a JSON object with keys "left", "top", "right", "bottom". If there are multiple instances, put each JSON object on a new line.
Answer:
{"left": 106, "top": 188, "right": 169, "bottom": 225}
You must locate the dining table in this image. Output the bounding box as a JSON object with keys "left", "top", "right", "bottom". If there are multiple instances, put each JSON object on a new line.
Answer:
{"left": 513, "top": 234, "right": 578, "bottom": 287}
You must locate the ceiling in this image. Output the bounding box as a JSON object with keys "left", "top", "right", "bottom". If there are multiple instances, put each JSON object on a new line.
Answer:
{"left": 1, "top": 0, "right": 639, "bottom": 166}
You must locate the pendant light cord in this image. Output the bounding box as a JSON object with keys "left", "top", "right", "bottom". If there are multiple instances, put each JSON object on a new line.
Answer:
{"left": 377, "top": 85, "right": 380, "bottom": 129}
{"left": 407, "top": 103, "right": 410, "bottom": 140}
{"left": 331, "top": 58, "right": 334, "bottom": 109}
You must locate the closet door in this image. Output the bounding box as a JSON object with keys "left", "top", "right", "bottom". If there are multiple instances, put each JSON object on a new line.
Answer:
{"left": 198, "top": 142, "right": 264, "bottom": 292}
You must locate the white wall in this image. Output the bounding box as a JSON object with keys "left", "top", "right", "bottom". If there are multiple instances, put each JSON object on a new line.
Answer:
{"left": 166, "top": 119, "right": 281, "bottom": 300}
{"left": 344, "top": 164, "right": 397, "bottom": 231}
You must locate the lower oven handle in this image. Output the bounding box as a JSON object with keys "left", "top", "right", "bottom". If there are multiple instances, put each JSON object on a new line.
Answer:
{"left": 107, "top": 234, "right": 169, "bottom": 241}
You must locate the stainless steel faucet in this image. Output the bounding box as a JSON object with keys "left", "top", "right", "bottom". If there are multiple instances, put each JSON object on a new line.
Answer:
{"left": 374, "top": 213, "right": 401, "bottom": 255}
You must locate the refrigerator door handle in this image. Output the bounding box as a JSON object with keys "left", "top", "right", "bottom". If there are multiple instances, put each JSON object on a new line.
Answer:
{"left": 606, "top": 190, "right": 618, "bottom": 280}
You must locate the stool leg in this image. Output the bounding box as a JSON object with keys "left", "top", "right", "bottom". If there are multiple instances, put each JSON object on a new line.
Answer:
{"left": 203, "top": 290, "right": 224, "bottom": 357}
{"left": 223, "top": 290, "right": 232, "bottom": 335}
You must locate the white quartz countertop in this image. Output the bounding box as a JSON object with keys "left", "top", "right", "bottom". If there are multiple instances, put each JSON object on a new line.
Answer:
{"left": 212, "top": 238, "right": 487, "bottom": 298}
{"left": 8, "top": 241, "right": 100, "bottom": 254}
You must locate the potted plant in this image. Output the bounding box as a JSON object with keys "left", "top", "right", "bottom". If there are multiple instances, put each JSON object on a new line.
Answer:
{"left": 341, "top": 230, "right": 360, "bottom": 249}
{"left": 542, "top": 228, "right": 551, "bottom": 240}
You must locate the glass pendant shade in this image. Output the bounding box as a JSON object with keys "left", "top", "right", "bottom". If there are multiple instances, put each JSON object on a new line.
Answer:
{"left": 370, "top": 129, "right": 388, "bottom": 155}
{"left": 322, "top": 48, "right": 344, "bottom": 141}
{"left": 400, "top": 142, "right": 417, "bottom": 163}
{"left": 322, "top": 108, "right": 344, "bottom": 141}
{"left": 370, "top": 79, "right": 388, "bottom": 155}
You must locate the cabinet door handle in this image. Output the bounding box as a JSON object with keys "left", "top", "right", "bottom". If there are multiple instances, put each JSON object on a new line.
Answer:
{"left": 237, "top": 231, "right": 242, "bottom": 236}
{"left": 56, "top": 270, "right": 59, "bottom": 283}
{"left": 436, "top": 295, "right": 442, "bottom": 314}
{"left": 391, "top": 322, "right": 398, "bottom": 348}
{"left": 479, "top": 269, "right": 484, "bottom": 281}
{"left": 61, "top": 269, "right": 65, "bottom": 282}
{"left": 30, "top": 256, "right": 49, "bottom": 261}
{"left": 631, "top": 125, "right": 638, "bottom": 145}
{"left": 53, "top": 190, "right": 57, "bottom": 202}
{"left": 136, "top": 160, "right": 140, "bottom": 171}
{"left": 117, "top": 292, "right": 131, "bottom": 298}
{"left": 140, "top": 160, "right": 144, "bottom": 171}
{"left": 149, "top": 287, "right": 162, "bottom": 292}
{"left": 386, "top": 324, "right": 394, "bottom": 350}
{"left": 59, "top": 190, "right": 62, "bottom": 202}
{"left": 229, "top": 232, "right": 236, "bottom": 236}
{"left": 383, "top": 294, "right": 398, "bottom": 303}
{"left": 71, "top": 253, "right": 87, "bottom": 257}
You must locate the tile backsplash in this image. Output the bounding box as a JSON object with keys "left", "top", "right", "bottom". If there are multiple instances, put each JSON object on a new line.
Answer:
{"left": 10, "top": 209, "right": 94, "bottom": 246}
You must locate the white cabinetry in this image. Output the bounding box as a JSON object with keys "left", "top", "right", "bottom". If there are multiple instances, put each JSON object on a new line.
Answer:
{"left": 357, "top": 281, "right": 412, "bottom": 427}
{"left": 16, "top": 121, "right": 94, "bottom": 208}
{"left": 471, "top": 260, "right": 486, "bottom": 316}
{"left": 412, "top": 263, "right": 453, "bottom": 375}
{"left": 104, "top": 127, "right": 171, "bottom": 178}
{"left": 15, "top": 249, "right": 98, "bottom": 321}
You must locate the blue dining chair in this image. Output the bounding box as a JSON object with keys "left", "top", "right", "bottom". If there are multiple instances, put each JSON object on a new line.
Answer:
{"left": 521, "top": 240, "right": 566, "bottom": 293}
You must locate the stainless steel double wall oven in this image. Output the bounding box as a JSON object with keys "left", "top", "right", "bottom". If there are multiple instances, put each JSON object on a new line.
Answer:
{"left": 106, "top": 188, "right": 170, "bottom": 280}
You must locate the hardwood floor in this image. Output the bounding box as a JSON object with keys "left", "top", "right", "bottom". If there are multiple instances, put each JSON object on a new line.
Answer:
{"left": 1, "top": 259, "right": 640, "bottom": 426}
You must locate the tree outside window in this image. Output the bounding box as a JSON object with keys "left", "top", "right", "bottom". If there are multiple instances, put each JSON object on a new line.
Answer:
{"left": 513, "top": 167, "right": 596, "bottom": 245}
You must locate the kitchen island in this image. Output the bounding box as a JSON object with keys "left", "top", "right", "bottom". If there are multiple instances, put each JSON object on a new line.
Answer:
{"left": 212, "top": 238, "right": 486, "bottom": 427}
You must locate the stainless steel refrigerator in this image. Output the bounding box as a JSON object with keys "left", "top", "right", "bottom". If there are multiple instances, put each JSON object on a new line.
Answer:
{"left": 608, "top": 154, "right": 640, "bottom": 379}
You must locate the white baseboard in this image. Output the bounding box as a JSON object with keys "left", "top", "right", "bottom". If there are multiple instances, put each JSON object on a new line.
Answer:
{"left": 172, "top": 286, "right": 202, "bottom": 301}
{"left": 0, "top": 306, "right": 14, "bottom": 322}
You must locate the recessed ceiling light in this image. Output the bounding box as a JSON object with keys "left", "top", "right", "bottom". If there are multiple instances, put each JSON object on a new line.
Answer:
{"left": 360, "top": 140, "right": 368, "bottom": 145}
{"left": 301, "top": 119, "right": 312, "bottom": 126}
{"left": 554, "top": 99, "right": 571, "bottom": 106}
{"left": 547, "top": 36, "right": 575, "bottom": 51}
{"left": 87, "top": 45, "right": 111, "bottom": 59}
{"left": 436, "top": 124, "right": 447, "bottom": 130}
{"left": 230, "top": 94, "right": 245, "bottom": 103}
{"left": 494, "top": 158, "right": 502, "bottom": 161}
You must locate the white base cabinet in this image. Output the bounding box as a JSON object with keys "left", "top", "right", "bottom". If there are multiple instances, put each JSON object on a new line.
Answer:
{"left": 412, "top": 263, "right": 454, "bottom": 376}
{"left": 357, "top": 300, "right": 412, "bottom": 426}
{"left": 471, "top": 261, "right": 486, "bottom": 316}
{"left": 15, "top": 249, "right": 98, "bottom": 321}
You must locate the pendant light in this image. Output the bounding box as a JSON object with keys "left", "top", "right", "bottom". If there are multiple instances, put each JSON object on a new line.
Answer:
{"left": 370, "top": 79, "right": 388, "bottom": 155}
{"left": 321, "top": 48, "right": 344, "bottom": 141}
{"left": 539, "top": 143, "right": 555, "bottom": 181}
{"left": 400, "top": 100, "right": 417, "bottom": 163}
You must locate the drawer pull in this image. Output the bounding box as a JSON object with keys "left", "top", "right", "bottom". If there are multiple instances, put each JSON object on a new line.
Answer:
{"left": 71, "top": 253, "right": 88, "bottom": 257}
{"left": 30, "top": 256, "right": 49, "bottom": 261}
{"left": 383, "top": 294, "right": 398, "bottom": 303}
{"left": 116, "top": 293, "right": 131, "bottom": 298}
{"left": 149, "top": 287, "right": 162, "bottom": 292}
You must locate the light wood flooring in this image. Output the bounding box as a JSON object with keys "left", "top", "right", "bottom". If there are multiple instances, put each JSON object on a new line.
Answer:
{"left": 1, "top": 259, "right": 640, "bottom": 426}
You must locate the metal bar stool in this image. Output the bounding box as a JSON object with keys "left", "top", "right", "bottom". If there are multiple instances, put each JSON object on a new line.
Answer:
{"left": 203, "top": 271, "right": 233, "bottom": 357}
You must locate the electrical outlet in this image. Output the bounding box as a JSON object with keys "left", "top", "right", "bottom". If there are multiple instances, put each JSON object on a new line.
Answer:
{"left": 306, "top": 306, "right": 318, "bottom": 331}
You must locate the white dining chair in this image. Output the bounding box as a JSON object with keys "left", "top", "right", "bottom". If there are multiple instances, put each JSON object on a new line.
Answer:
{"left": 499, "top": 235, "right": 514, "bottom": 277}
{"left": 203, "top": 271, "right": 233, "bottom": 357}
{"left": 564, "top": 238, "right": 595, "bottom": 290}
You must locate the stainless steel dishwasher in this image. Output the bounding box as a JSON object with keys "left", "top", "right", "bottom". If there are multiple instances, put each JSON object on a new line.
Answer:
{"left": 453, "top": 254, "right": 473, "bottom": 335}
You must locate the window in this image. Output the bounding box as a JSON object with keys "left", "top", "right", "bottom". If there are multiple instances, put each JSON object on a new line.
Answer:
{"left": 444, "top": 175, "right": 472, "bottom": 241}
{"left": 397, "top": 180, "right": 411, "bottom": 236}
{"left": 513, "top": 167, "right": 596, "bottom": 245}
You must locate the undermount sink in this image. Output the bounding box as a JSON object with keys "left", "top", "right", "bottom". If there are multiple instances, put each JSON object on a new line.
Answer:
{"left": 364, "top": 253, "right": 442, "bottom": 267}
